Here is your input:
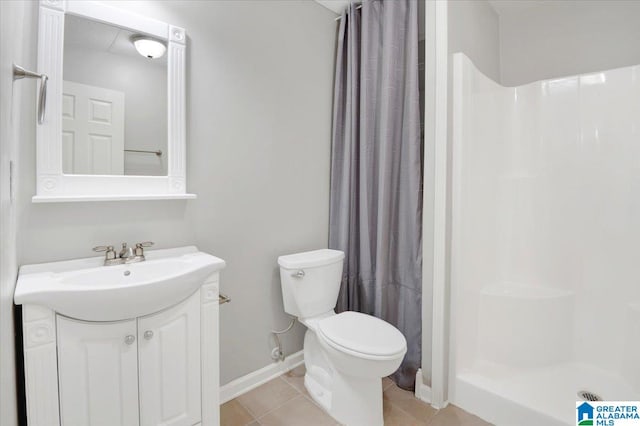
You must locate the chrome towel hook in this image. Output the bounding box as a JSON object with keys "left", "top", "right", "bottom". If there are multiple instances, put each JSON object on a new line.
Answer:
{"left": 13, "top": 64, "right": 48, "bottom": 125}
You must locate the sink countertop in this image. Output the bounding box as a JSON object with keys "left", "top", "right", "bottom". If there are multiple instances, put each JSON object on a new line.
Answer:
{"left": 15, "top": 245, "right": 226, "bottom": 321}
{"left": 18, "top": 245, "right": 216, "bottom": 275}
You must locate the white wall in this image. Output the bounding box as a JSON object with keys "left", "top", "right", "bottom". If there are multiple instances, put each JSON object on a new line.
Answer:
{"left": 498, "top": 0, "right": 640, "bottom": 86}
{"left": 1, "top": 2, "right": 28, "bottom": 424}
{"left": 448, "top": 0, "right": 500, "bottom": 83}
{"left": 16, "top": 0, "right": 336, "bottom": 395}
{"left": 171, "top": 0, "right": 335, "bottom": 384}
{"left": 63, "top": 46, "right": 168, "bottom": 175}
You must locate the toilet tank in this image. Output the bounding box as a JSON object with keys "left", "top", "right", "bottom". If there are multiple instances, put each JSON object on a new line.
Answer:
{"left": 278, "top": 249, "right": 345, "bottom": 319}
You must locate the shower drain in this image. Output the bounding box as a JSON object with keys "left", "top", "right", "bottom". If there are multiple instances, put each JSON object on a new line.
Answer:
{"left": 578, "top": 390, "right": 602, "bottom": 402}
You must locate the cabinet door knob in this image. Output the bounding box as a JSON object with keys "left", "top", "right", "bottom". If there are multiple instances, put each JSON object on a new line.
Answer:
{"left": 124, "top": 335, "right": 136, "bottom": 345}
{"left": 144, "top": 330, "right": 154, "bottom": 340}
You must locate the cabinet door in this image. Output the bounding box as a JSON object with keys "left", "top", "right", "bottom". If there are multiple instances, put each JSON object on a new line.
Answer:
{"left": 138, "top": 291, "right": 201, "bottom": 426}
{"left": 57, "top": 316, "right": 139, "bottom": 426}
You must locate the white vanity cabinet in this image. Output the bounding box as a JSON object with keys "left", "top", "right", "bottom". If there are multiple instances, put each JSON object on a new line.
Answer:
{"left": 56, "top": 291, "right": 202, "bottom": 426}
{"left": 57, "top": 317, "right": 140, "bottom": 426}
{"left": 15, "top": 247, "right": 225, "bottom": 426}
{"left": 138, "top": 292, "right": 202, "bottom": 426}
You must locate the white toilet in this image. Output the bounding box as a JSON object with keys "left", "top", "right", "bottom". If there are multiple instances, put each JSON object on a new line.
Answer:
{"left": 278, "top": 249, "right": 407, "bottom": 426}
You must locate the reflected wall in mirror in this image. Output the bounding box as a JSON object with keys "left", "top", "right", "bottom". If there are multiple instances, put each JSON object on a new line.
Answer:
{"left": 63, "top": 14, "right": 168, "bottom": 176}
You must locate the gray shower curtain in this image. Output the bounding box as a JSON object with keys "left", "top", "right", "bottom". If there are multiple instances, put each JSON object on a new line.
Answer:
{"left": 329, "top": 0, "right": 422, "bottom": 390}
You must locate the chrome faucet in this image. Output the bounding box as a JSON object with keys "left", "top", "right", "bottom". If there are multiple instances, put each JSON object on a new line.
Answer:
{"left": 119, "top": 243, "right": 135, "bottom": 260}
{"left": 94, "top": 241, "right": 154, "bottom": 266}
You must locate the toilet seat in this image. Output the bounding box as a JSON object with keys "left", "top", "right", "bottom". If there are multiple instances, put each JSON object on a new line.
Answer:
{"left": 317, "top": 311, "right": 406, "bottom": 360}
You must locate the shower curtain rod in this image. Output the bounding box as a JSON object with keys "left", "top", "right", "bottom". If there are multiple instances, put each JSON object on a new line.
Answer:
{"left": 335, "top": 4, "right": 362, "bottom": 21}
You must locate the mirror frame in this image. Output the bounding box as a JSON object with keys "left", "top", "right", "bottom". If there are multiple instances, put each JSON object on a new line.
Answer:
{"left": 34, "top": 0, "right": 195, "bottom": 202}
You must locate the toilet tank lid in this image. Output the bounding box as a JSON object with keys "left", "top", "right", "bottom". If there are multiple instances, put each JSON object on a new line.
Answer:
{"left": 278, "top": 249, "right": 344, "bottom": 269}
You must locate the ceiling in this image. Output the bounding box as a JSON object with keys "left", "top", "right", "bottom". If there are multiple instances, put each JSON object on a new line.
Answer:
{"left": 313, "top": 0, "right": 425, "bottom": 40}
{"left": 64, "top": 14, "right": 166, "bottom": 66}
{"left": 314, "top": 0, "right": 349, "bottom": 15}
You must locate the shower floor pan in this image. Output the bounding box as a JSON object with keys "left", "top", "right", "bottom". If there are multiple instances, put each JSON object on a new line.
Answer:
{"left": 453, "top": 361, "right": 639, "bottom": 426}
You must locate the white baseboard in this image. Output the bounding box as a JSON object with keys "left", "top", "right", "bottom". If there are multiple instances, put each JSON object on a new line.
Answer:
{"left": 415, "top": 368, "right": 439, "bottom": 407}
{"left": 220, "top": 350, "right": 304, "bottom": 404}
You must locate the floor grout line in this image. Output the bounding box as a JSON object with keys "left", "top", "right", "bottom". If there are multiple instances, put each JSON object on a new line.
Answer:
{"left": 270, "top": 371, "right": 344, "bottom": 424}
{"left": 220, "top": 398, "right": 261, "bottom": 425}
{"left": 382, "top": 381, "right": 441, "bottom": 425}
{"left": 254, "top": 394, "right": 310, "bottom": 423}
{"left": 229, "top": 371, "right": 464, "bottom": 426}
{"left": 238, "top": 376, "right": 303, "bottom": 421}
{"left": 389, "top": 399, "right": 440, "bottom": 425}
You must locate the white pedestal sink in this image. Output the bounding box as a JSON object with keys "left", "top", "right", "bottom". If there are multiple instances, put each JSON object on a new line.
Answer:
{"left": 14, "top": 246, "right": 225, "bottom": 426}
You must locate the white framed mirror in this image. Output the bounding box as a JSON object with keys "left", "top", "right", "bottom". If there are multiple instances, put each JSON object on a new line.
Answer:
{"left": 34, "top": 0, "right": 195, "bottom": 202}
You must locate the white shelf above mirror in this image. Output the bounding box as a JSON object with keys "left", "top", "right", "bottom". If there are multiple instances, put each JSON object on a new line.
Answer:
{"left": 35, "top": 0, "right": 194, "bottom": 202}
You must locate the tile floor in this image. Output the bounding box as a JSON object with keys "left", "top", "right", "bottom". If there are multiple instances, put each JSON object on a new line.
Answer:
{"left": 220, "top": 365, "right": 492, "bottom": 425}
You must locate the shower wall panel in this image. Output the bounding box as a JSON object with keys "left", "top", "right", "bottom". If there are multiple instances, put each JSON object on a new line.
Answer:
{"left": 450, "top": 53, "right": 640, "bottom": 425}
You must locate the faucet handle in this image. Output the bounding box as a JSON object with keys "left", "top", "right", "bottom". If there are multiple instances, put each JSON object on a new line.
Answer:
{"left": 93, "top": 245, "right": 116, "bottom": 260}
{"left": 134, "top": 241, "right": 154, "bottom": 257}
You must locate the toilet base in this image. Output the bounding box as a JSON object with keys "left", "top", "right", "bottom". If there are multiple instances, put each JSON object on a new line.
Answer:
{"left": 302, "top": 324, "right": 390, "bottom": 426}
{"left": 305, "top": 371, "right": 383, "bottom": 426}
{"left": 332, "top": 372, "right": 384, "bottom": 426}
{"left": 305, "top": 373, "right": 331, "bottom": 411}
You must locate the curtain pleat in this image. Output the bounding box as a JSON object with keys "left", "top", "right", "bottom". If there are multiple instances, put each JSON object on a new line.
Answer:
{"left": 329, "top": 0, "right": 422, "bottom": 390}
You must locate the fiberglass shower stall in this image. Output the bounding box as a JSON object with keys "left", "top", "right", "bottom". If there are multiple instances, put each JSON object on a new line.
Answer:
{"left": 448, "top": 53, "right": 640, "bottom": 426}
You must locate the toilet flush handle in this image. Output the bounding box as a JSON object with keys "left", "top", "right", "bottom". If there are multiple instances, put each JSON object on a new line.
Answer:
{"left": 292, "top": 269, "right": 305, "bottom": 278}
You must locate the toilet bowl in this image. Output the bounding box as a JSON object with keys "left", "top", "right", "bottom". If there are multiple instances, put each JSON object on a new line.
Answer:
{"left": 278, "top": 249, "right": 407, "bottom": 426}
